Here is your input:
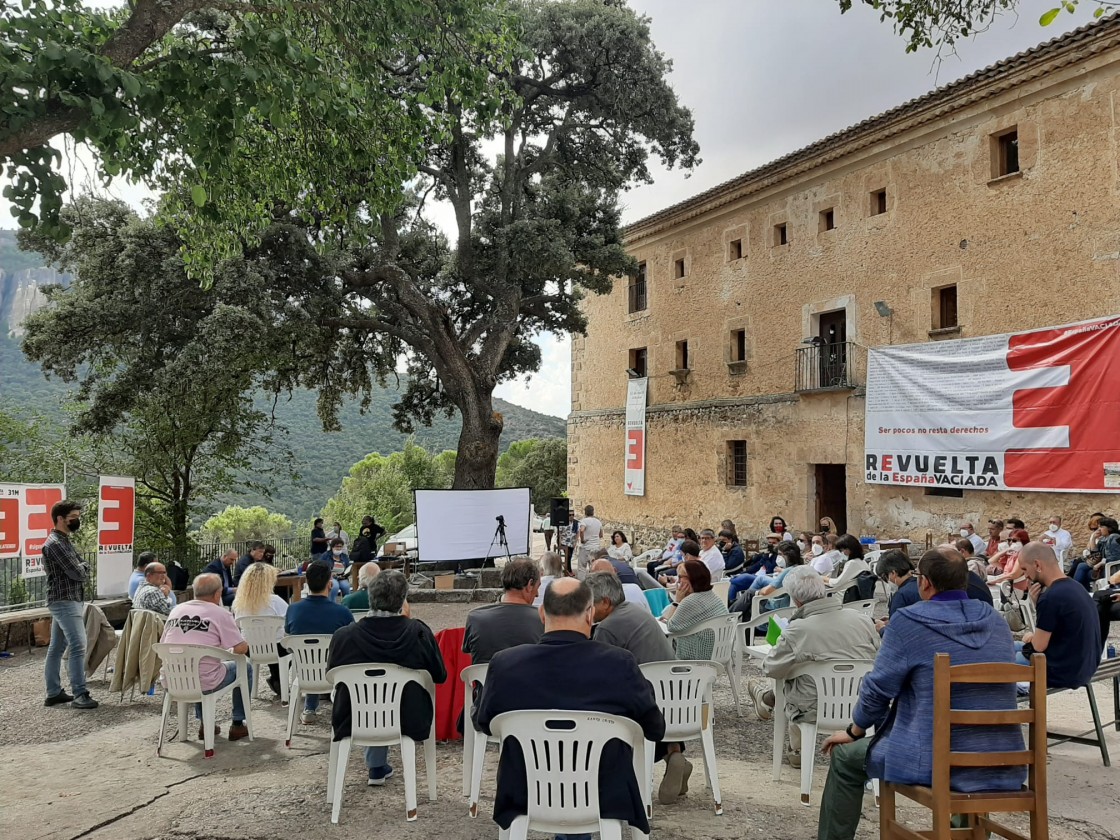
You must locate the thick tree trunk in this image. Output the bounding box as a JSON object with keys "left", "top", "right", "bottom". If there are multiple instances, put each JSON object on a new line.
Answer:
{"left": 453, "top": 391, "right": 504, "bottom": 489}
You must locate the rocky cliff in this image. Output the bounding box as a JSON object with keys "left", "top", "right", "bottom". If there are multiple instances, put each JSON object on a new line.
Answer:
{"left": 0, "top": 231, "right": 68, "bottom": 338}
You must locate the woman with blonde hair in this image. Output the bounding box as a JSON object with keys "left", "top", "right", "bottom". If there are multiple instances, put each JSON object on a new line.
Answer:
{"left": 232, "top": 562, "right": 288, "bottom": 695}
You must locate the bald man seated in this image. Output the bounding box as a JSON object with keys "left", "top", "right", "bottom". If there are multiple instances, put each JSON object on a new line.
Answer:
{"left": 473, "top": 577, "right": 665, "bottom": 837}
{"left": 1015, "top": 542, "right": 1102, "bottom": 689}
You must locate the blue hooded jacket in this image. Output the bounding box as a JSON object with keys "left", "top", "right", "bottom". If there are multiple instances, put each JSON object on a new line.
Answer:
{"left": 854, "top": 595, "right": 1027, "bottom": 792}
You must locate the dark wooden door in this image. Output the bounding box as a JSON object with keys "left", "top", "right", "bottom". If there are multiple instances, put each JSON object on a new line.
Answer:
{"left": 815, "top": 463, "right": 847, "bottom": 534}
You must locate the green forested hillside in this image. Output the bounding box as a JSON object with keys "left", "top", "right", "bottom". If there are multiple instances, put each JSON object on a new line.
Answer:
{"left": 0, "top": 332, "right": 565, "bottom": 523}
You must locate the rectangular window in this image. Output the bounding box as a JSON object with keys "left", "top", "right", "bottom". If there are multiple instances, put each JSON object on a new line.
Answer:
{"left": 933, "top": 284, "right": 958, "bottom": 330}
{"left": 731, "top": 328, "right": 747, "bottom": 362}
{"left": 993, "top": 128, "right": 1020, "bottom": 178}
{"left": 774, "top": 223, "right": 788, "bottom": 246}
{"left": 675, "top": 339, "right": 689, "bottom": 371}
{"left": 727, "top": 440, "right": 748, "bottom": 487}
{"left": 870, "top": 188, "right": 887, "bottom": 216}
{"left": 728, "top": 238, "right": 743, "bottom": 261}
{"left": 628, "top": 347, "right": 647, "bottom": 378}
{"left": 628, "top": 262, "right": 647, "bottom": 313}
{"left": 674, "top": 257, "right": 686, "bottom": 279}
{"left": 924, "top": 487, "right": 964, "bottom": 498}
{"left": 819, "top": 208, "right": 835, "bottom": 232}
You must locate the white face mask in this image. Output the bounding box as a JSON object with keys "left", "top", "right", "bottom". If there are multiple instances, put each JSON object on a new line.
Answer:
{"left": 959, "top": 529, "right": 970, "bottom": 538}
{"left": 998, "top": 541, "right": 1009, "bottom": 552}
{"left": 776, "top": 556, "right": 787, "bottom": 568}
{"left": 332, "top": 548, "right": 343, "bottom": 556}
{"left": 1048, "top": 524, "right": 1059, "bottom": 533}
{"left": 1010, "top": 542, "right": 1023, "bottom": 551}
{"left": 811, "top": 543, "right": 824, "bottom": 556}
{"left": 796, "top": 540, "right": 807, "bottom": 551}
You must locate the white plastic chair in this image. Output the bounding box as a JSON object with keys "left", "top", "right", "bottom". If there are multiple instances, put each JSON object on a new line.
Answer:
{"left": 640, "top": 661, "right": 723, "bottom": 815}
{"left": 280, "top": 634, "right": 334, "bottom": 747}
{"left": 780, "top": 659, "right": 874, "bottom": 806}
{"left": 489, "top": 710, "right": 650, "bottom": 840}
{"left": 633, "top": 548, "right": 661, "bottom": 572}
{"left": 460, "top": 663, "right": 494, "bottom": 816}
{"left": 1094, "top": 559, "right": 1120, "bottom": 592}
{"left": 326, "top": 663, "right": 437, "bottom": 824}
{"left": 153, "top": 642, "right": 254, "bottom": 758}
{"left": 236, "top": 616, "right": 290, "bottom": 702}
{"left": 826, "top": 559, "right": 870, "bottom": 595}
{"left": 711, "top": 580, "right": 731, "bottom": 605}
{"left": 669, "top": 613, "right": 741, "bottom": 713}
{"left": 734, "top": 606, "right": 797, "bottom": 685}
{"left": 841, "top": 598, "right": 876, "bottom": 617}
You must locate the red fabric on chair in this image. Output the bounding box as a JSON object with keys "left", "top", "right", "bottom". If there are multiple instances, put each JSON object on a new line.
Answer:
{"left": 434, "top": 626, "right": 472, "bottom": 742}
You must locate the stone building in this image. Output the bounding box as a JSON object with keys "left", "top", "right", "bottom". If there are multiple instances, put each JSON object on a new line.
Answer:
{"left": 568, "top": 18, "right": 1120, "bottom": 551}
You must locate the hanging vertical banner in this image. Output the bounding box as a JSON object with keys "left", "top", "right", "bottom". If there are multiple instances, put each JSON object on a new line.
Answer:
{"left": 97, "top": 476, "right": 136, "bottom": 597}
{"left": 21, "top": 484, "right": 65, "bottom": 579}
{"left": 624, "top": 377, "right": 648, "bottom": 496}
{"left": 865, "top": 315, "right": 1120, "bottom": 492}
{"left": 0, "top": 483, "right": 22, "bottom": 559}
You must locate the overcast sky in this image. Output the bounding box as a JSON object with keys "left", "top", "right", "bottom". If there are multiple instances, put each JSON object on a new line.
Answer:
{"left": 14, "top": 1, "right": 1087, "bottom": 419}
{"left": 498, "top": 0, "right": 1085, "bottom": 418}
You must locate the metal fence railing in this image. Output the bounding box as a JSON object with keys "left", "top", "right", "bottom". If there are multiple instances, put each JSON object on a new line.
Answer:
{"left": 0, "top": 537, "right": 300, "bottom": 612}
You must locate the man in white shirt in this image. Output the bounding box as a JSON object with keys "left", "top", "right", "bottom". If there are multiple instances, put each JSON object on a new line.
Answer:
{"left": 958, "top": 522, "right": 987, "bottom": 556}
{"left": 698, "top": 529, "right": 726, "bottom": 582}
{"left": 1044, "top": 516, "right": 1073, "bottom": 566}
{"left": 577, "top": 504, "right": 603, "bottom": 579}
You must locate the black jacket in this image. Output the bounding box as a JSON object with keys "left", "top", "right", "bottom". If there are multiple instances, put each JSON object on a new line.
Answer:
{"left": 327, "top": 615, "right": 446, "bottom": 742}
{"left": 473, "top": 630, "right": 665, "bottom": 832}
{"left": 202, "top": 559, "right": 235, "bottom": 605}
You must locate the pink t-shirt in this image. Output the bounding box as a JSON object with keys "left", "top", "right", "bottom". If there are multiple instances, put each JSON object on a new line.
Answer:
{"left": 162, "top": 600, "right": 246, "bottom": 691}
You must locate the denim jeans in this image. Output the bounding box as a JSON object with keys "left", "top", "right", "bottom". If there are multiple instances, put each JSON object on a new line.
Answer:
{"left": 194, "top": 660, "right": 250, "bottom": 723}
{"left": 365, "top": 745, "right": 389, "bottom": 770}
{"left": 45, "top": 600, "right": 87, "bottom": 698}
{"left": 727, "top": 573, "right": 760, "bottom": 604}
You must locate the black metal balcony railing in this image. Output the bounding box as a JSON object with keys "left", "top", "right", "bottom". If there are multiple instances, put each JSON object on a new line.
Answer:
{"left": 796, "top": 340, "right": 856, "bottom": 392}
{"left": 627, "top": 279, "right": 647, "bottom": 313}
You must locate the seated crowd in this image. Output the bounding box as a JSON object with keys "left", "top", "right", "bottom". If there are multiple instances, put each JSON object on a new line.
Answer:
{"left": 40, "top": 495, "right": 1114, "bottom": 840}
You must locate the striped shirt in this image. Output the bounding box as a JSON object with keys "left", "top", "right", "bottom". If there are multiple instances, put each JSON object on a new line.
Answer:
{"left": 42, "top": 529, "right": 89, "bottom": 604}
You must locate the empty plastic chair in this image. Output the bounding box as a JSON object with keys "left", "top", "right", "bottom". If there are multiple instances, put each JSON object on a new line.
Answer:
{"left": 640, "top": 661, "right": 723, "bottom": 815}
{"left": 460, "top": 663, "right": 494, "bottom": 816}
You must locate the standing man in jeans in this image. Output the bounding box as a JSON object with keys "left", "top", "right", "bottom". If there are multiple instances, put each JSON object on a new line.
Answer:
{"left": 42, "top": 499, "right": 98, "bottom": 710}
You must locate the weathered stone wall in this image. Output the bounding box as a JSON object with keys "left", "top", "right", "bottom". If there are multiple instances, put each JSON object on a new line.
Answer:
{"left": 570, "top": 37, "right": 1120, "bottom": 548}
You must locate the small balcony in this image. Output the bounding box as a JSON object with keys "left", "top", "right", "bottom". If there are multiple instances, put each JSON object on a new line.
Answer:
{"left": 795, "top": 340, "right": 860, "bottom": 392}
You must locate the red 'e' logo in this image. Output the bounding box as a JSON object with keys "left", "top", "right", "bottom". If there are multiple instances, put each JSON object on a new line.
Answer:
{"left": 99, "top": 485, "right": 135, "bottom": 547}
{"left": 626, "top": 430, "right": 644, "bottom": 469}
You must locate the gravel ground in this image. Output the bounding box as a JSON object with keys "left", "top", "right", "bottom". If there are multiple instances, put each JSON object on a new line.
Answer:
{"left": 1, "top": 597, "right": 1117, "bottom": 840}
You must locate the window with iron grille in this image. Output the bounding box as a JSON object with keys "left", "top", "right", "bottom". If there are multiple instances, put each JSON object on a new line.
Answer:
{"left": 727, "top": 440, "right": 748, "bottom": 486}
{"left": 628, "top": 263, "right": 647, "bottom": 313}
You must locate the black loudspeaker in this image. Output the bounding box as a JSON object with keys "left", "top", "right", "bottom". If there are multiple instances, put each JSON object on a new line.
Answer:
{"left": 549, "top": 497, "right": 570, "bottom": 527}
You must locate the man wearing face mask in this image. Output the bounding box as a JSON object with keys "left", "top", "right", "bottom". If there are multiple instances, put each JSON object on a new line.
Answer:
{"left": 957, "top": 522, "right": 986, "bottom": 556}
{"left": 42, "top": 500, "right": 99, "bottom": 710}
{"left": 1044, "top": 516, "right": 1073, "bottom": 567}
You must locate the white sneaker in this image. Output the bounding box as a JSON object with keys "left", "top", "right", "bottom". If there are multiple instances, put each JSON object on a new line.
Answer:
{"left": 300, "top": 709, "right": 317, "bottom": 725}
{"left": 747, "top": 679, "right": 773, "bottom": 721}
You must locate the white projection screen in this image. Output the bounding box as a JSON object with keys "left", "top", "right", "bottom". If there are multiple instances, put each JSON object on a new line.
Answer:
{"left": 414, "top": 488, "right": 532, "bottom": 565}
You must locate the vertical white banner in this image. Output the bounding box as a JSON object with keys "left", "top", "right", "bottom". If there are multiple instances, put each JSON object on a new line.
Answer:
{"left": 624, "top": 377, "right": 648, "bottom": 496}
{"left": 97, "top": 476, "right": 136, "bottom": 597}
{"left": 21, "top": 484, "right": 65, "bottom": 579}
{"left": 0, "top": 483, "right": 21, "bottom": 560}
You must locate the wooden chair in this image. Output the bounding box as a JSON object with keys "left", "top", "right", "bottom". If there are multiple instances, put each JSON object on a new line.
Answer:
{"left": 880, "top": 653, "right": 1047, "bottom": 840}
